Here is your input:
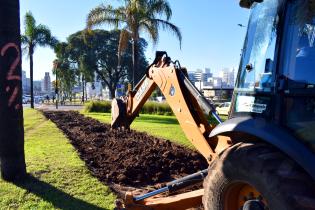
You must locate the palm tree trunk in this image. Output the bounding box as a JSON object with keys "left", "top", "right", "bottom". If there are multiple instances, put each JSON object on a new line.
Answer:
{"left": 0, "top": 0, "right": 26, "bottom": 181}
{"left": 30, "top": 49, "right": 34, "bottom": 109}
{"left": 132, "top": 37, "right": 139, "bottom": 88}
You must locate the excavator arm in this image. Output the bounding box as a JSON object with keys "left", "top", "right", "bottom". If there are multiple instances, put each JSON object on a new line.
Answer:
{"left": 112, "top": 52, "right": 226, "bottom": 160}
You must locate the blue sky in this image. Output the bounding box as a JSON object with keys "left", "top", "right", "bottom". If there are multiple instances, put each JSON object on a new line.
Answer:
{"left": 20, "top": 0, "right": 249, "bottom": 80}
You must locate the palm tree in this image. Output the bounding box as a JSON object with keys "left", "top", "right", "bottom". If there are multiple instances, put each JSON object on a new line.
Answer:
{"left": 21, "top": 12, "right": 57, "bottom": 108}
{"left": 87, "top": 0, "right": 182, "bottom": 87}
{"left": 0, "top": 0, "right": 26, "bottom": 181}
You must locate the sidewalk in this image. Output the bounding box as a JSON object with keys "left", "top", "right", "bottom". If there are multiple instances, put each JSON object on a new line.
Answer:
{"left": 35, "top": 104, "right": 84, "bottom": 111}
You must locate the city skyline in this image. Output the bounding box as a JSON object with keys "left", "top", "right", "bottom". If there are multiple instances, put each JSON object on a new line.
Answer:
{"left": 22, "top": 71, "right": 53, "bottom": 94}
{"left": 188, "top": 67, "right": 235, "bottom": 90}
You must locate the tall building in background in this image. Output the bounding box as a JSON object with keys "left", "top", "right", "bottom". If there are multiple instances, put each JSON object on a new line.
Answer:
{"left": 229, "top": 68, "right": 235, "bottom": 87}
{"left": 188, "top": 71, "right": 196, "bottom": 84}
{"left": 22, "top": 70, "right": 27, "bottom": 93}
{"left": 41, "top": 72, "right": 51, "bottom": 93}
{"left": 191, "top": 68, "right": 213, "bottom": 90}
{"left": 187, "top": 67, "right": 235, "bottom": 100}
{"left": 22, "top": 71, "right": 26, "bottom": 85}
{"left": 203, "top": 68, "right": 213, "bottom": 86}
{"left": 22, "top": 70, "right": 30, "bottom": 94}
{"left": 194, "top": 69, "right": 203, "bottom": 82}
{"left": 188, "top": 67, "right": 235, "bottom": 91}
{"left": 219, "top": 68, "right": 229, "bottom": 86}
{"left": 219, "top": 68, "right": 235, "bottom": 87}
{"left": 33, "top": 81, "right": 42, "bottom": 94}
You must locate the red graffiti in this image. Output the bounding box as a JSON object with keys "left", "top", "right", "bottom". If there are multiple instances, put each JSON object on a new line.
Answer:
{"left": 8, "top": 86, "right": 19, "bottom": 107}
{"left": 1, "top": 43, "right": 21, "bottom": 81}
{"left": 1, "top": 42, "right": 21, "bottom": 109}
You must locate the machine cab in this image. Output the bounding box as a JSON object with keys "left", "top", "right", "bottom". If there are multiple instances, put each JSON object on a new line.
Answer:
{"left": 231, "top": 0, "right": 315, "bottom": 148}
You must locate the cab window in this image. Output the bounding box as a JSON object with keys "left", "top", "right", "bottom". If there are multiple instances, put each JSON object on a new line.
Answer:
{"left": 281, "top": 0, "right": 315, "bottom": 86}
{"left": 236, "top": 0, "right": 281, "bottom": 92}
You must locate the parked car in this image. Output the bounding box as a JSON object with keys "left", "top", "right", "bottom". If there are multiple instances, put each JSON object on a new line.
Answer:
{"left": 216, "top": 102, "right": 231, "bottom": 115}
{"left": 22, "top": 95, "right": 31, "bottom": 104}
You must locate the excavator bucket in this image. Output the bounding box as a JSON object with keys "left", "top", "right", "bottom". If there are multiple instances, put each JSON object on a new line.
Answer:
{"left": 111, "top": 98, "right": 127, "bottom": 129}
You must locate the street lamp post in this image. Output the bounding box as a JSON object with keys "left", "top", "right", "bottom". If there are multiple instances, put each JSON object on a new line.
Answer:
{"left": 53, "top": 61, "right": 58, "bottom": 109}
{"left": 55, "top": 71, "right": 58, "bottom": 109}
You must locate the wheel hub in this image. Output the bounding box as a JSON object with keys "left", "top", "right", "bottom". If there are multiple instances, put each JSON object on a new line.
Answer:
{"left": 224, "top": 182, "right": 268, "bottom": 210}
{"left": 243, "top": 200, "right": 265, "bottom": 210}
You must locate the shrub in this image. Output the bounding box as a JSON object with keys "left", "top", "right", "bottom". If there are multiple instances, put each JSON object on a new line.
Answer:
{"left": 84, "top": 101, "right": 111, "bottom": 113}
{"left": 142, "top": 101, "right": 155, "bottom": 114}
{"left": 84, "top": 100, "right": 174, "bottom": 115}
{"left": 141, "top": 101, "right": 173, "bottom": 115}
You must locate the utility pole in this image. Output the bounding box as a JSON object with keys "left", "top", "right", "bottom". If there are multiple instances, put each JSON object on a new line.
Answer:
{"left": 0, "top": 0, "right": 27, "bottom": 181}
{"left": 56, "top": 71, "right": 58, "bottom": 109}
{"left": 53, "top": 60, "right": 58, "bottom": 109}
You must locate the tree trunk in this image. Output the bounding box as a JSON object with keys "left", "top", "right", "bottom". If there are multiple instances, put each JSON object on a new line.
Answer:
{"left": 109, "top": 87, "right": 115, "bottom": 100}
{"left": 85, "top": 80, "right": 87, "bottom": 101}
{"left": 30, "top": 49, "right": 34, "bottom": 108}
{"left": 0, "top": 0, "right": 27, "bottom": 181}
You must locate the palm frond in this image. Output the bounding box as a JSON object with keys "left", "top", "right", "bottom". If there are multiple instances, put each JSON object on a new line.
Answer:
{"left": 139, "top": 21, "right": 159, "bottom": 46}
{"left": 24, "top": 11, "right": 36, "bottom": 37}
{"left": 147, "top": 0, "right": 172, "bottom": 21}
{"left": 21, "top": 35, "right": 31, "bottom": 56}
{"left": 54, "top": 42, "right": 68, "bottom": 56}
{"left": 21, "top": 45, "right": 30, "bottom": 57}
{"left": 21, "top": 35, "right": 29, "bottom": 45}
{"left": 50, "top": 36, "right": 59, "bottom": 48}
{"left": 86, "top": 4, "right": 125, "bottom": 29}
{"left": 33, "top": 24, "right": 57, "bottom": 48}
{"left": 152, "top": 18, "right": 182, "bottom": 49}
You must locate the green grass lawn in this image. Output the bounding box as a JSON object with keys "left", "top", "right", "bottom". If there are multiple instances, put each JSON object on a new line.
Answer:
{"left": 0, "top": 109, "right": 116, "bottom": 210}
{"left": 84, "top": 112, "right": 228, "bottom": 149}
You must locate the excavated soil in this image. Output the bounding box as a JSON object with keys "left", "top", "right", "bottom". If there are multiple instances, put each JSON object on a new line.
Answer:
{"left": 42, "top": 111, "right": 208, "bottom": 191}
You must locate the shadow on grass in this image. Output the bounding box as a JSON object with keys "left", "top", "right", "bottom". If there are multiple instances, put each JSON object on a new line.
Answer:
{"left": 15, "top": 174, "right": 107, "bottom": 210}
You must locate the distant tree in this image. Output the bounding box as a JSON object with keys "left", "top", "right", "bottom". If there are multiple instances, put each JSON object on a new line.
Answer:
{"left": 67, "top": 31, "right": 96, "bottom": 101}
{"left": 87, "top": 0, "right": 182, "bottom": 87}
{"left": 53, "top": 43, "right": 77, "bottom": 99}
{"left": 21, "top": 12, "right": 58, "bottom": 108}
{"left": 66, "top": 29, "right": 148, "bottom": 98}
{"left": 91, "top": 30, "right": 148, "bottom": 98}
{"left": 0, "top": 0, "right": 26, "bottom": 181}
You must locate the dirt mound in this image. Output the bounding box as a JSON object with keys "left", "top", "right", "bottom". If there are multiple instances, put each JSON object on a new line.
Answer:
{"left": 42, "top": 111, "right": 208, "bottom": 188}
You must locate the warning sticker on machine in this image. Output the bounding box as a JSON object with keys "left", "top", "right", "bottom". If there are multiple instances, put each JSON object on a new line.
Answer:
{"left": 236, "top": 96, "right": 267, "bottom": 114}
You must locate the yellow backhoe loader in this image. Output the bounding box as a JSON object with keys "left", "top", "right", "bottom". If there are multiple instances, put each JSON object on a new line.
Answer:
{"left": 111, "top": 0, "right": 315, "bottom": 209}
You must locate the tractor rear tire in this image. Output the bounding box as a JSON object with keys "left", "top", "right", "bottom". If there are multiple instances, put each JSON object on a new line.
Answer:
{"left": 203, "top": 142, "right": 315, "bottom": 210}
